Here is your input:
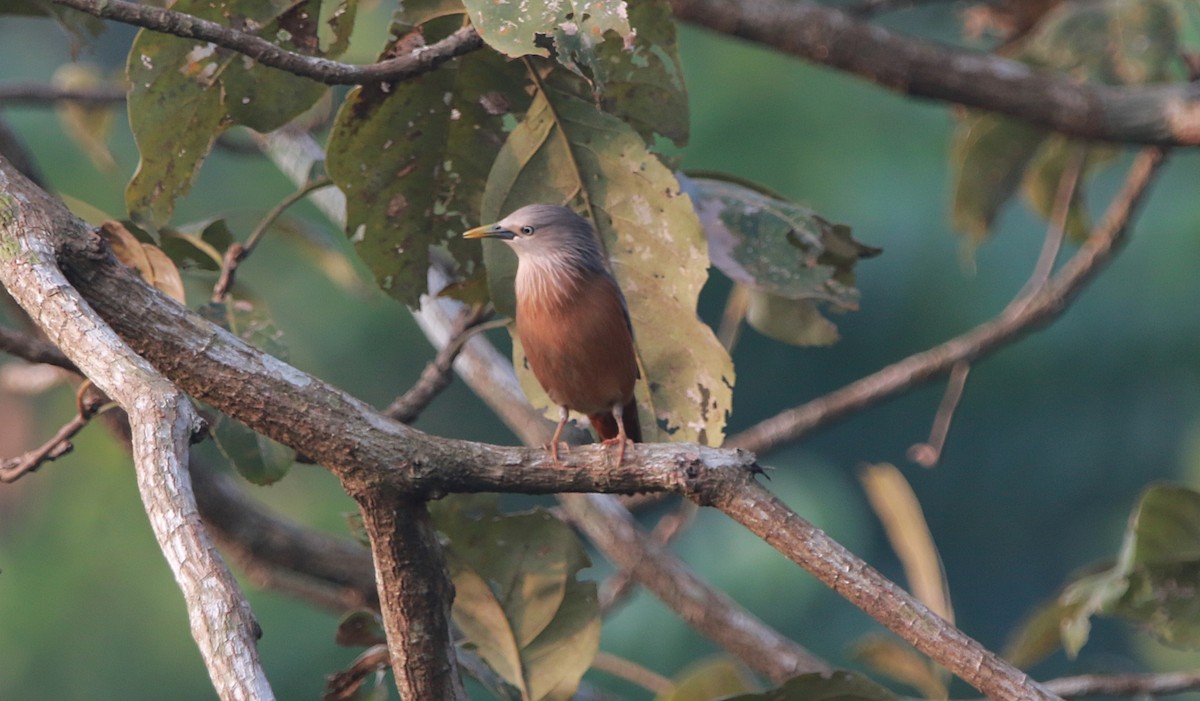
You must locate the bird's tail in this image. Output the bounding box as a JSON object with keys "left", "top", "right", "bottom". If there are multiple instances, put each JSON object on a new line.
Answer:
{"left": 589, "top": 399, "right": 642, "bottom": 443}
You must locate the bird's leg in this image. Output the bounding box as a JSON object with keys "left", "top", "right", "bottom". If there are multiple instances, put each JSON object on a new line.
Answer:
{"left": 548, "top": 406, "right": 570, "bottom": 465}
{"left": 600, "top": 405, "right": 630, "bottom": 466}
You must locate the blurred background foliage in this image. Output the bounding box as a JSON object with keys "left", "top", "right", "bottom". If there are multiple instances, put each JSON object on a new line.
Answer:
{"left": 3, "top": 2, "right": 1200, "bottom": 699}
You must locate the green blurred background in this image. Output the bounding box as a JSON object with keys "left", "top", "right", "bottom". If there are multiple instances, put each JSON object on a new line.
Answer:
{"left": 3, "top": 5, "right": 1200, "bottom": 699}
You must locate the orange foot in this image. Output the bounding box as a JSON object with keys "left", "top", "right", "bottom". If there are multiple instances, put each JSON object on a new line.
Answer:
{"left": 546, "top": 440, "right": 570, "bottom": 466}
{"left": 600, "top": 437, "right": 634, "bottom": 466}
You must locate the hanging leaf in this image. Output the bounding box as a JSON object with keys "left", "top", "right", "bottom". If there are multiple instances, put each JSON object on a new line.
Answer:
{"left": 724, "top": 671, "right": 899, "bottom": 701}
{"left": 436, "top": 508, "right": 599, "bottom": 701}
{"left": 125, "top": 0, "right": 327, "bottom": 228}
{"left": 545, "top": 0, "right": 689, "bottom": 147}
{"left": 212, "top": 415, "right": 297, "bottom": 485}
{"left": 681, "top": 174, "right": 877, "bottom": 347}
{"left": 948, "top": 0, "right": 1182, "bottom": 245}
{"left": 853, "top": 635, "right": 947, "bottom": 700}
{"left": 98, "top": 220, "right": 187, "bottom": 303}
{"left": 327, "top": 22, "right": 530, "bottom": 306}
{"left": 460, "top": 0, "right": 633, "bottom": 93}
{"left": 478, "top": 83, "right": 733, "bottom": 446}
{"left": 53, "top": 63, "right": 118, "bottom": 173}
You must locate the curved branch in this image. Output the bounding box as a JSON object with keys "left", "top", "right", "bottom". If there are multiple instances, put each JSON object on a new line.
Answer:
{"left": 50, "top": 0, "right": 483, "bottom": 85}
{"left": 728, "top": 147, "right": 1167, "bottom": 455}
{"left": 0, "top": 165, "right": 272, "bottom": 700}
{"left": 668, "top": 0, "right": 1200, "bottom": 146}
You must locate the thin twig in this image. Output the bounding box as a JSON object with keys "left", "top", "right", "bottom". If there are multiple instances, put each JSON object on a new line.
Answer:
{"left": 0, "top": 325, "right": 77, "bottom": 371}
{"left": 0, "top": 382, "right": 108, "bottom": 482}
{"left": 728, "top": 148, "right": 1168, "bottom": 456}
{"left": 0, "top": 82, "right": 127, "bottom": 105}
{"left": 1043, "top": 670, "right": 1200, "bottom": 699}
{"left": 590, "top": 651, "right": 674, "bottom": 696}
{"left": 1012, "top": 144, "right": 1089, "bottom": 308}
{"left": 212, "top": 177, "right": 333, "bottom": 303}
{"left": 52, "top": 0, "right": 484, "bottom": 86}
{"left": 385, "top": 305, "right": 498, "bottom": 423}
{"left": 907, "top": 360, "right": 970, "bottom": 468}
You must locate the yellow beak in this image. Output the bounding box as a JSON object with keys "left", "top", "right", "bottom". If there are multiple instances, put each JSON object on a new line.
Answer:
{"left": 463, "top": 223, "right": 514, "bottom": 240}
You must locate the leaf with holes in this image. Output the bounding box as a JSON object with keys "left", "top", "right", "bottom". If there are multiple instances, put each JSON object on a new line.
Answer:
{"left": 327, "top": 22, "right": 530, "bottom": 305}
{"left": 125, "top": 0, "right": 327, "bottom": 228}
{"left": 478, "top": 85, "right": 733, "bottom": 446}
{"left": 461, "top": 0, "right": 632, "bottom": 93}
{"left": 682, "top": 174, "right": 877, "bottom": 347}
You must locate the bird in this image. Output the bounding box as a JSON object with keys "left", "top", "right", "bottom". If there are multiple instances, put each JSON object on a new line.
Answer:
{"left": 464, "top": 204, "right": 642, "bottom": 465}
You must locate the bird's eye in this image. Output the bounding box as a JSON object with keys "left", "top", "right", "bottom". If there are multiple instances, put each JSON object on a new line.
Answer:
{"left": 520, "top": 225, "right": 534, "bottom": 236}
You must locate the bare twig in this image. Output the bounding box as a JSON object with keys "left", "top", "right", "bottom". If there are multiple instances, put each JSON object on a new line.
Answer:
{"left": 0, "top": 382, "right": 107, "bottom": 482}
{"left": 1012, "top": 144, "right": 1089, "bottom": 307}
{"left": 0, "top": 82, "right": 127, "bottom": 105}
{"left": 561, "top": 492, "right": 830, "bottom": 683}
{"left": 0, "top": 325, "right": 77, "bottom": 371}
{"left": 591, "top": 651, "right": 674, "bottom": 696}
{"left": 51, "top": 0, "right": 484, "bottom": 86}
{"left": 728, "top": 148, "right": 1168, "bottom": 456}
{"left": 1043, "top": 670, "right": 1200, "bottom": 698}
{"left": 668, "top": 0, "right": 1200, "bottom": 146}
{"left": 212, "top": 176, "right": 333, "bottom": 303}
{"left": 385, "top": 305, "right": 496, "bottom": 423}
{"left": 907, "top": 360, "right": 970, "bottom": 467}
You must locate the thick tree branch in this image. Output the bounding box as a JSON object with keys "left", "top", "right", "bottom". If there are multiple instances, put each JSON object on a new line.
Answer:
{"left": 0, "top": 165, "right": 272, "bottom": 700}
{"left": 50, "top": 0, "right": 483, "bottom": 85}
{"left": 669, "top": 0, "right": 1200, "bottom": 146}
{"left": 728, "top": 147, "right": 1167, "bottom": 455}
{"left": 354, "top": 489, "right": 467, "bottom": 701}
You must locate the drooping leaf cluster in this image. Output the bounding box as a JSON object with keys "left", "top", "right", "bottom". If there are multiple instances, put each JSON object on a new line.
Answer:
{"left": 951, "top": 0, "right": 1196, "bottom": 247}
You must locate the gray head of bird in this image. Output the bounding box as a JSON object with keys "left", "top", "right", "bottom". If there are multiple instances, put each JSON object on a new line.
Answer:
{"left": 463, "top": 204, "right": 609, "bottom": 274}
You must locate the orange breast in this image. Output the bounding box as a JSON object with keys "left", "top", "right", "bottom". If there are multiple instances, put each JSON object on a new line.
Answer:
{"left": 516, "top": 271, "right": 639, "bottom": 416}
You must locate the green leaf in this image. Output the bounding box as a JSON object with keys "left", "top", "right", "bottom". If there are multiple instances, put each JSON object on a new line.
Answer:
{"left": 325, "top": 0, "right": 358, "bottom": 57}
{"left": 461, "top": 0, "right": 633, "bottom": 92}
{"left": 327, "top": 28, "right": 530, "bottom": 306}
{"left": 655, "top": 657, "right": 757, "bottom": 701}
{"left": 545, "top": 0, "right": 689, "bottom": 147}
{"left": 1025, "top": 484, "right": 1200, "bottom": 658}
{"left": 725, "top": 671, "right": 899, "bottom": 701}
{"left": 125, "top": 0, "right": 327, "bottom": 228}
{"left": 949, "top": 112, "right": 1046, "bottom": 244}
{"left": 437, "top": 508, "right": 598, "bottom": 701}
{"left": 948, "top": 0, "right": 1183, "bottom": 245}
{"left": 212, "top": 415, "right": 296, "bottom": 485}
{"left": 479, "top": 84, "right": 734, "bottom": 446}
{"left": 1115, "top": 484, "right": 1200, "bottom": 646}
{"left": 682, "top": 174, "right": 876, "bottom": 347}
